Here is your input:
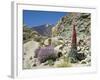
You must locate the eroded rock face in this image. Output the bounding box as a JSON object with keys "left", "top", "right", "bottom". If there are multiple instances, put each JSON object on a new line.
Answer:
{"left": 52, "top": 13, "right": 91, "bottom": 64}
{"left": 23, "top": 40, "right": 39, "bottom": 69}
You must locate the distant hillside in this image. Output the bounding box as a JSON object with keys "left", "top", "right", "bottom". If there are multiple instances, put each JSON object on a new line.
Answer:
{"left": 31, "top": 24, "right": 54, "bottom": 37}
{"left": 23, "top": 25, "right": 40, "bottom": 43}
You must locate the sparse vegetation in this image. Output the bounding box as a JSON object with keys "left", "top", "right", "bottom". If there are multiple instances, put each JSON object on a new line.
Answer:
{"left": 37, "top": 45, "right": 57, "bottom": 63}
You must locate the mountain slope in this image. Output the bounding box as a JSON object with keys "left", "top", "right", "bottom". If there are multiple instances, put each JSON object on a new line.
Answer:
{"left": 32, "top": 24, "right": 54, "bottom": 37}
{"left": 23, "top": 25, "right": 40, "bottom": 43}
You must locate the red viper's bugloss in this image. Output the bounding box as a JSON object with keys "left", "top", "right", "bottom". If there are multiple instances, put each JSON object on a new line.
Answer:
{"left": 68, "top": 24, "right": 78, "bottom": 63}
{"left": 71, "top": 24, "right": 77, "bottom": 49}
{"left": 69, "top": 24, "right": 86, "bottom": 63}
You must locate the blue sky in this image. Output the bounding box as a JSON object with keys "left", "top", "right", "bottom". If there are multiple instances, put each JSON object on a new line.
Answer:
{"left": 23, "top": 10, "right": 67, "bottom": 27}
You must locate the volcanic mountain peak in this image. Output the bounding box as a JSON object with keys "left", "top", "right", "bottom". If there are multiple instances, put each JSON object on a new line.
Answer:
{"left": 31, "top": 24, "right": 54, "bottom": 37}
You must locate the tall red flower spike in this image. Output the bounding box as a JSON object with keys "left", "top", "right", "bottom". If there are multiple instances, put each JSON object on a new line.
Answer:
{"left": 68, "top": 24, "right": 78, "bottom": 63}
{"left": 71, "top": 24, "right": 77, "bottom": 50}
